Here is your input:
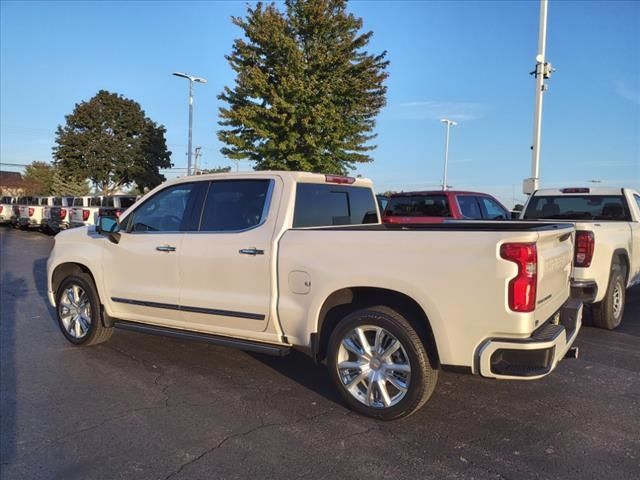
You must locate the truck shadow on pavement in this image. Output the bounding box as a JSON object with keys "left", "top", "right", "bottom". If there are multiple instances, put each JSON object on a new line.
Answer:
{"left": 248, "top": 350, "right": 344, "bottom": 405}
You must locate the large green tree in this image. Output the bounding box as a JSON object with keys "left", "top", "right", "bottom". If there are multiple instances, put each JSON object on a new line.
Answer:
{"left": 50, "top": 169, "right": 90, "bottom": 196}
{"left": 218, "top": 0, "right": 389, "bottom": 174}
{"left": 53, "top": 90, "right": 172, "bottom": 194}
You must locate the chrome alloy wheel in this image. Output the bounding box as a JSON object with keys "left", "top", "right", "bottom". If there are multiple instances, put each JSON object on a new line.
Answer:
{"left": 59, "top": 284, "right": 92, "bottom": 339}
{"left": 336, "top": 325, "right": 411, "bottom": 409}
{"left": 612, "top": 281, "right": 623, "bottom": 320}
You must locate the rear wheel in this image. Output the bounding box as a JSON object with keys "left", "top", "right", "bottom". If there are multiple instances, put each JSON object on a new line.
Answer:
{"left": 327, "top": 305, "right": 438, "bottom": 420}
{"left": 591, "top": 264, "right": 626, "bottom": 330}
{"left": 55, "top": 274, "right": 113, "bottom": 346}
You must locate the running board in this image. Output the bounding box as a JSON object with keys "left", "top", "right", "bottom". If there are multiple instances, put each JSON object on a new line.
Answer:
{"left": 114, "top": 321, "right": 290, "bottom": 357}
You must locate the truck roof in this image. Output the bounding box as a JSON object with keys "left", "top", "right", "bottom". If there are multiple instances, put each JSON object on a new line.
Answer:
{"left": 534, "top": 187, "right": 625, "bottom": 196}
{"left": 390, "top": 190, "right": 495, "bottom": 197}
{"left": 163, "top": 170, "right": 374, "bottom": 188}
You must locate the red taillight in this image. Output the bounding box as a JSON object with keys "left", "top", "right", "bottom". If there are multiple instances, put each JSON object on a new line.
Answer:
{"left": 60, "top": 209, "right": 67, "bottom": 220}
{"left": 325, "top": 174, "right": 356, "bottom": 184}
{"left": 574, "top": 231, "right": 595, "bottom": 268}
{"left": 501, "top": 242, "right": 537, "bottom": 313}
{"left": 0, "top": 206, "right": 3, "bottom": 214}
{"left": 82, "top": 209, "right": 90, "bottom": 221}
{"left": 28, "top": 207, "right": 35, "bottom": 217}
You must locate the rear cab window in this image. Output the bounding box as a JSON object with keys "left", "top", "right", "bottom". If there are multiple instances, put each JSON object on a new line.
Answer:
{"left": 118, "top": 196, "right": 137, "bottom": 209}
{"left": 384, "top": 195, "right": 450, "bottom": 217}
{"left": 293, "top": 183, "right": 378, "bottom": 228}
{"left": 523, "top": 195, "right": 631, "bottom": 221}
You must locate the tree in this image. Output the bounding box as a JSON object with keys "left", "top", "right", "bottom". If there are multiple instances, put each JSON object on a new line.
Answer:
{"left": 53, "top": 90, "right": 172, "bottom": 194}
{"left": 23, "top": 161, "right": 55, "bottom": 195}
{"left": 198, "top": 166, "right": 232, "bottom": 174}
{"left": 218, "top": 0, "right": 389, "bottom": 175}
{"left": 50, "top": 169, "right": 90, "bottom": 196}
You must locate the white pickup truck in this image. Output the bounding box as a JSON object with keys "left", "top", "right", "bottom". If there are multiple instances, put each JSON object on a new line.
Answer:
{"left": 69, "top": 196, "right": 102, "bottom": 228}
{"left": 47, "top": 172, "right": 582, "bottom": 419}
{"left": 522, "top": 187, "right": 640, "bottom": 330}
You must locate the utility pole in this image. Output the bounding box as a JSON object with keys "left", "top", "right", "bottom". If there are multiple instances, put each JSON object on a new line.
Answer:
{"left": 194, "top": 147, "right": 202, "bottom": 175}
{"left": 440, "top": 119, "right": 457, "bottom": 190}
{"left": 172, "top": 72, "right": 207, "bottom": 176}
{"left": 524, "top": 0, "right": 554, "bottom": 195}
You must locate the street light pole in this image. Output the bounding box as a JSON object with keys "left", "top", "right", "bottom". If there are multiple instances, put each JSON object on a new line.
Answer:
{"left": 173, "top": 72, "right": 207, "bottom": 176}
{"left": 440, "top": 118, "right": 457, "bottom": 191}
{"left": 524, "top": 0, "right": 553, "bottom": 194}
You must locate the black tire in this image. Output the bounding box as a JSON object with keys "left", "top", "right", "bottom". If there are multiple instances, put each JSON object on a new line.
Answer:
{"left": 55, "top": 273, "right": 113, "bottom": 346}
{"left": 591, "top": 264, "right": 626, "bottom": 330}
{"left": 327, "top": 305, "right": 438, "bottom": 420}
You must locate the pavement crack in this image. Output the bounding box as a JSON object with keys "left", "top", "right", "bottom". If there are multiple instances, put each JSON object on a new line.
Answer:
{"left": 37, "top": 405, "right": 169, "bottom": 450}
{"left": 163, "top": 409, "right": 335, "bottom": 479}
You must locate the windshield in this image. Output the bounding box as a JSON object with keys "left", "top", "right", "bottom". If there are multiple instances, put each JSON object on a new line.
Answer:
{"left": 384, "top": 195, "right": 451, "bottom": 217}
{"left": 523, "top": 195, "right": 631, "bottom": 221}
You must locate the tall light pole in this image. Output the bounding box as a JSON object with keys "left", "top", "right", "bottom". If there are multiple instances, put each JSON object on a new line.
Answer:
{"left": 440, "top": 118, "right": 457, "bottom": 191}
{"left": 524, "top": 0, "right": 554, "bottom": 194}
{"left": 172, "top": 72, "right": 207, "bottom": 176}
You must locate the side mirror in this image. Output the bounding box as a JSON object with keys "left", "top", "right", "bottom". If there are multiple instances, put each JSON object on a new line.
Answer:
{"left": 96, "top": 216, "right": 121, "bottom": 244}
{"left": 510, "top": 211, "right": 520, "bottom": 220}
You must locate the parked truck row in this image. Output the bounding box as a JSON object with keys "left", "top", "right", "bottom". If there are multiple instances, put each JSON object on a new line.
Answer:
{"left": 0, "top": 194, "right": 137, "bottom": 233}
{"left": 5, "top": 174, "right": 637, "bottom": 419}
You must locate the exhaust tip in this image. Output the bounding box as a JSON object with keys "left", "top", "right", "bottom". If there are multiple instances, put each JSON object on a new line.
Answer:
{"left": 565, "top": 346, "right": 579, "bottom": 360}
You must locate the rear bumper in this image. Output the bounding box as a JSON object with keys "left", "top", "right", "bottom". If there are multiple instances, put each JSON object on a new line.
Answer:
{"left": 18, "top": 218, "right": 41, "bottom": 228}
{"left": 570, "top": 280, "right": 598, "bottom": 304}
{"left": 44, "top": 218, "right": 65, "bottom": 232}
{"left": 475, "top": 298, "right": 583, "bottom": 380}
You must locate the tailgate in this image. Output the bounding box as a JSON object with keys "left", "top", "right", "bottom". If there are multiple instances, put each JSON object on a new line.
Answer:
{"left": 534, "top": 227, "right": 574, "bottom": 321}
{"left": 70, "top": 208, "right": 82, "bottom": 222}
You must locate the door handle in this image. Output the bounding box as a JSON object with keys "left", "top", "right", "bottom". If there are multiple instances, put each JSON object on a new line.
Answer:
{"left": 239, "top": 248, "right": 264, "bottom": 256}
{"left": 156, "top": 245, "right": 176, "bottom": 252}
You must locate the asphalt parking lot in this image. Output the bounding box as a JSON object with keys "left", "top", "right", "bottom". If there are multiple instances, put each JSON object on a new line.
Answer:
{"left": 1, "top": 227, "right": 638, "bottom": 480}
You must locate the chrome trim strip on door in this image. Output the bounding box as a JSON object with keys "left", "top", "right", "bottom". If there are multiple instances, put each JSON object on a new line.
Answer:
{"left": 111, "top": 297, "right": 265, "bottom": 320}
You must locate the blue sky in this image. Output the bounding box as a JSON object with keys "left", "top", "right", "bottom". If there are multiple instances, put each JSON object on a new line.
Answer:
{"left": 1, "top": 0, "right": 638, "bottom": 206}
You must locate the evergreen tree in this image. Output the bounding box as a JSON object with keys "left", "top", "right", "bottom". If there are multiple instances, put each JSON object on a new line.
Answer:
{"left": 50, "top": 169, "right": 90, "bottom": 196}
{"left": 218, "top": 0, "right": 389, "bottom": 174}
{"left": 53, "top": 90, "right": 172, "bottom": 194}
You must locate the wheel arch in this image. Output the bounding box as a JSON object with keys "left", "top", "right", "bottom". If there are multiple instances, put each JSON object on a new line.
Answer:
{"left": 51, "top": 262, "right": 114, "bottom": 327}
{"left": 611, "top": 248, "right": 630, "bottom": 284}
{"left": 313, "top": 287, "right": 440, "bottom": 368}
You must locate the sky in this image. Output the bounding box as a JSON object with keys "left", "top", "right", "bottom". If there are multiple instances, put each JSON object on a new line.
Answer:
{"left": 1, "top": 0, "right": 639, "bottom": 207}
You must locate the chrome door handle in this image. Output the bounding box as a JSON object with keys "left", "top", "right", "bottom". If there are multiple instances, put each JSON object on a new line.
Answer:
{"left": 239, "top": 248, "right": 264, "bottom": 256}
{"left": 156, "top": 245, "right": 176, "bottom": 252}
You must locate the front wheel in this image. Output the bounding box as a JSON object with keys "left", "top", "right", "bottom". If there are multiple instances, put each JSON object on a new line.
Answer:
{"left": 55, "top": 274, "right": 113, "bottom": 346}
{"left": 591, "top": 265, "right": 626, "bottom": 330}
{"left": 327, "top": 305, "right": 438, "bottom": 420}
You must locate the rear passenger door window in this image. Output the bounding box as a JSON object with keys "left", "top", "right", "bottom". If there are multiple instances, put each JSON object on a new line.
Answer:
{"left": 200, "top": 180, "right": 271, "bottom": 232}
{"left": 456, "top": 196, "right": 482, "bottom": 219}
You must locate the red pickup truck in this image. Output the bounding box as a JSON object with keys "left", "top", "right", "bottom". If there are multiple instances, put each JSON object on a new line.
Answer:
{"left": 382, "top": 190, "right": 510, "bottom": 224}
